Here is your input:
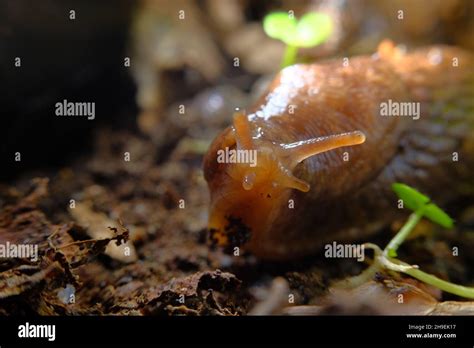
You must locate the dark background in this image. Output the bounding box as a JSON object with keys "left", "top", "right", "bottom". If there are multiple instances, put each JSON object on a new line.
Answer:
{"left": 0, "top": 0, "right": 137, "bottom": 180}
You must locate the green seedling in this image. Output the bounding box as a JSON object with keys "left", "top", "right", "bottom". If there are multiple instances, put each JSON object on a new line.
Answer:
{"left": 387, "top": 183, "right": 454, "bottom": 258}
{"left": 263, "top": 11, "right": 333, "bottom": 68}
{"left": 338, "top": 183, "right": 474, "bottom": 299}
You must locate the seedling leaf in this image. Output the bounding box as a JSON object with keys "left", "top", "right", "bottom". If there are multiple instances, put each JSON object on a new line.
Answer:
{"left": 263, "top": 12, "right": 297, "bottom": 45}
{"left": 423, "top": 203, "right": 454, "bottom": 229}
{"left": 392, "top": 183, "right": 454, "bottom": 229}
{"left": 296, "top": 12, "right": 333, "bottom": 47}
{"left": 263, "top": 11, "right": 333, "bottom": 47}
{"left": 392, "top": 183, "right": 430, "bottom": 211}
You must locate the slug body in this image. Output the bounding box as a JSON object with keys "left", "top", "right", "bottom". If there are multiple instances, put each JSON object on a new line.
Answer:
{"left": 204, "top": 41, "right": 474, "bottom": 260}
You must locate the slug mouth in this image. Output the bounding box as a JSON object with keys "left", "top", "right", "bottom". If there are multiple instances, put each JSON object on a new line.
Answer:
{"left": 208, "top": 215, "right": 252, "bottom": 254}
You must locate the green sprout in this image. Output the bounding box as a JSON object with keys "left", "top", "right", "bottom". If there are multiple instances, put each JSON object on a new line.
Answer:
{"left": 338, "top": 183, "right": 474, "bottom": 299}
{"left": 386, "top": 183, "right": 454, "bottom": 258}
{"left": 263, "top": 11, "right": 333, "bottom": 68}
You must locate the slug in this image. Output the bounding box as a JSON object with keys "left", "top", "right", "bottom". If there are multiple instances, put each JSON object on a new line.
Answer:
{"left": 203, "top": 40, "right": 474, "bottom": 260}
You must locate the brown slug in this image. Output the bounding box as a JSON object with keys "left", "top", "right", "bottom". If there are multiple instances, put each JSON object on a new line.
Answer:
{"left": 204, "top": 41, "right": 474, "bottom": 260}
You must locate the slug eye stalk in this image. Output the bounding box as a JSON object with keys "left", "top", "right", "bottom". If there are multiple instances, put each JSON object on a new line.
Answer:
{"left": 231, "top": 113, "right": 366, "bottom": 192}
{"left": 281, "top": 131, "right": 367, "bottom": 168}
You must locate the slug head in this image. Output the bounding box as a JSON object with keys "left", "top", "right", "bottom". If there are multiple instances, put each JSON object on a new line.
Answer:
{"left": 204, "top": 112, "right": 366, "bottom": 255}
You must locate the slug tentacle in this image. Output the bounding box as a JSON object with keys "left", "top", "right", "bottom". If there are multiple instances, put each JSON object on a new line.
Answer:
{"left": 230, "top": 112, "right": 367, "bottom": 192}
{"left": 279, "top": 168, "right": 311, "bottom": 192}
{"left": 233, "top": 112, "right": 254, "bottom": 150}
{"left": 281, "top": 131, "right": 367, "bottom": 168}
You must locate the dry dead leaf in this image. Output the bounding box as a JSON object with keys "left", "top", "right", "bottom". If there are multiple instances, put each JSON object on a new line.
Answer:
{"left": 69, "top": 202, "right": 137, "bottom": 263}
